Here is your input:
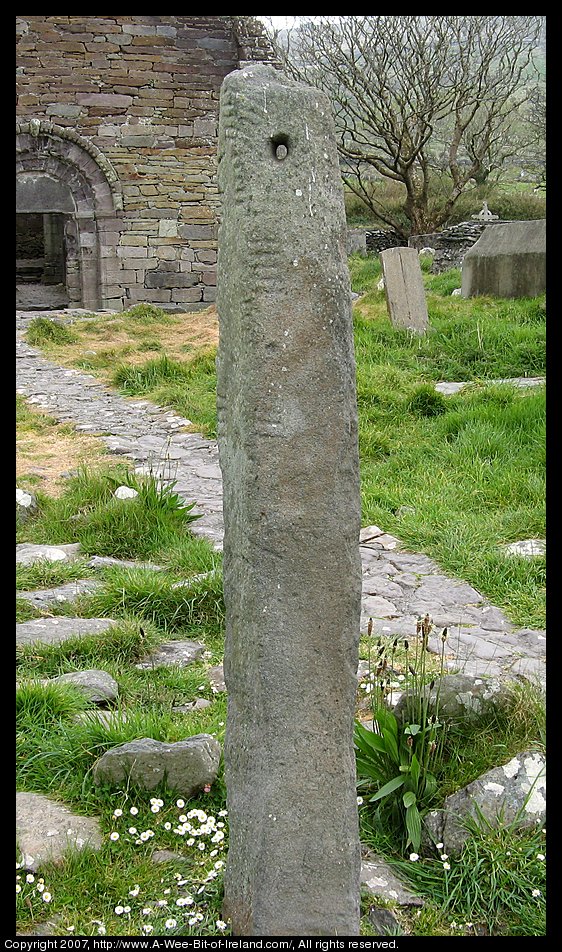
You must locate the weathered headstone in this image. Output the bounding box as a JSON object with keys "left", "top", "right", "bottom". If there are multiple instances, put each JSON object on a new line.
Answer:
{"left": 461, "top": 220, "right": 546, "bottom": 299}
{"left": 217, "top": 64, "right": 362, "bottom": 936}
{"left": 379, "top": 247, "right": 429, "bottom": 333}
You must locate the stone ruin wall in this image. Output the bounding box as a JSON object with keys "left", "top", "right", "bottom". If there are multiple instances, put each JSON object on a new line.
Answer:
{"left": 349, "top": 222, "right": 510, "bottom": 272}
{"left": 16, "top": 16, "right": 276, "bottom": 311}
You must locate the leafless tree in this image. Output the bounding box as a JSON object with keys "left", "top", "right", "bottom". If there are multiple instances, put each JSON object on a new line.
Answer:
{"left": 272, "top": 16, "right": 544, "bottom": 237}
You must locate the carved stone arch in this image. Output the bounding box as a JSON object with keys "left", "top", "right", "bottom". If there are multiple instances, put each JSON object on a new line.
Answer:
{"left": 16, "top": 120, "right": 123, "bottom": 309}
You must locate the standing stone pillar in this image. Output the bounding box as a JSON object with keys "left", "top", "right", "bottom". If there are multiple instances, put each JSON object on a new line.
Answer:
{"left": 216, "top": 64, "right": 362, "bottom": 937}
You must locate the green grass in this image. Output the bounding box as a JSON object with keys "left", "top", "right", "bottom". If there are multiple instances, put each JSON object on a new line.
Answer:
{"left": 16, "top": 261, "right": 546, "bottom": 937}
{"left": 26, "top": 317, "right": 78, "bottom": 346}
{"left": 113, "top": 350, "right": 218, "bottom": 438}
{"left": 82, "top": 567, "right": 225, "bottom": 650}
{"left": 390, "top": 821, "right": 546, "bottom": 936}
{"left": 16, "top": 558, "right": 95, "bottom": 591}
{"left": 18, "top": 465, "right": 203, "bottom": 561}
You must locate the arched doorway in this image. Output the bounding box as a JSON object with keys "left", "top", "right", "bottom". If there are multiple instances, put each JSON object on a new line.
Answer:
{"left": 16, "top": 120, "right": 123, "bottom": 310}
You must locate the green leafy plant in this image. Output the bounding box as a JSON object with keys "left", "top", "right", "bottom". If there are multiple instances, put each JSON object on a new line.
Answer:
{"left": 103, "top": 470, "right": 201, "bottom": 525}
{"left": 355, "top": 616, "right": 448, "bottom": 852}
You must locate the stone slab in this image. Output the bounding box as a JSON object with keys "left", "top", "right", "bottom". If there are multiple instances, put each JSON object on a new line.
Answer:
{"left": 135, "top": 640, "right": 205, "bottom": 670}
{"left": 380, "top": 247, "right": 429, "bottom": 333}
{"left": 217, "top": 63, "right": 362, "bottom": 937}
{"left": 16, "top": 617, "right": 116, "bottom": 647}
{"left": 16, "top": 543, "right": 82, "bottom": 565}
{"left": 16, "top": 792, "right": 103, "bottom": 871}
{"left": 461, "top": 220, "right": 546, "bottom": 299}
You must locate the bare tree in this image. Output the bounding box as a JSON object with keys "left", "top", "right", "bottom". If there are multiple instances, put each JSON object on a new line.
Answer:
{"left": 273, "top": 16, "right": 544, "bottom": 237}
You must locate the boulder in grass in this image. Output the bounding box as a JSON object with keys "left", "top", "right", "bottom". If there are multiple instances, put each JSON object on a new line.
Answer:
{"left": 50, "top": 669, "right": 119, "bottom": 705}
{"left": 393, "top": 673, "right": 514, "bottom": 724}
{"left": 92, "top": 734, "right": 221, "bottom": 795}
{"left": 424, "top": 749, "right": 546, "bottom": 855}
{"left": 113, "top": 485, "right": 139, "bottom": 500}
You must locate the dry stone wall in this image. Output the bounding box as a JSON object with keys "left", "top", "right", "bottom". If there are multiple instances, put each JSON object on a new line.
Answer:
{"left": 16, "top": 16, "right": 276, "bottom": 310}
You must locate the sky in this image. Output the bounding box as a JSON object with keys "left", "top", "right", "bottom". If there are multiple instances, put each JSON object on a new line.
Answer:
{"left": 257, "top": 16, "right": 298, "bottom": 31}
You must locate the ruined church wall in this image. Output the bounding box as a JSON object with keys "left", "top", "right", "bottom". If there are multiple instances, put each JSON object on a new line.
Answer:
{"left": 16, "top": 15, "right": 275, "bottom": 310}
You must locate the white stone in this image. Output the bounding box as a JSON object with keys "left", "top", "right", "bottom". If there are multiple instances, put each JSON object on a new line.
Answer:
{"left": 501, "top": 539, "right": 546, "bottom": 558}
{"left": 16, "top": 488, "right": 34, "bottom": 507}
{"left": 451, "top": 288, "right": 462, "bottom": 296}
{"left": 114, "top": 485, "right": 139, "bottom": 500}
{"left": 158, "top": 220, "right": 178, "bottom": 238}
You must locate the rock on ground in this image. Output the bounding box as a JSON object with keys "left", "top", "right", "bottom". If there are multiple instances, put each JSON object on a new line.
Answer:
{"left": 424, "top": 749, "right": 546, "bottom": 855}
{"left": 135, "top": 640, "right": 205, "bottom": 670}
{"left": 393, "top": 673, "right": 514, "bottom": 724}
{"left": 361, "top": 852, "right": 424, "bottom": 907}
{"left": 50, "top": 669, "right": 119, "bottom": 705}
{"left": 16, "top": 792, "right": 103, "bottom": 871}
{"left": 92, "top": 734, "right": 221, "bottom": 795}
{"left": 16, "top": 542, "right": 82, "bottom": 564}
{"left": 16, "top": 617, "right": 116, "bottom": 647}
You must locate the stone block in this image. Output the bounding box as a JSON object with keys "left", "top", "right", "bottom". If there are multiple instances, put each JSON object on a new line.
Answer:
{"left": 380, "top": 247, "right": 429, "bottom": 333}
{"left": 145, "top": 270, "right": 199, "bottom": 289}
{"left": 92, "top": 735, "right": 221, "bottom": 795}
{"left": 461, "top": 220, "right": 546, "bottom": 299}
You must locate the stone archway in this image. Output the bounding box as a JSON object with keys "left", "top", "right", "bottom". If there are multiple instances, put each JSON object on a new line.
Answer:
{"left": 16, "top": 120, "right": 123, "bottom": 310}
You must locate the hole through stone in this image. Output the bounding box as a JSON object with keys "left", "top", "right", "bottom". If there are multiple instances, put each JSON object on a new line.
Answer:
{"left": 271, "top": 135, "right": 289, "bottom": 160}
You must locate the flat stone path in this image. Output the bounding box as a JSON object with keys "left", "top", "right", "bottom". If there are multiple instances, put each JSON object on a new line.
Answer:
{"left": 435, "top": 376, "right": 545, "bottom": 395}
{"left": 16, "top": 310, "right": 545, "bottom": 686}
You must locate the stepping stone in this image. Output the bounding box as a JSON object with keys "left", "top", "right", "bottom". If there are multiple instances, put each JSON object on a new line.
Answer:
{"left": 500, "top": 539, "right": 546, "bottom": 558}
{"left": 361, "top": 853, "right": 424, "bottom": 907}
{"left": 16, "top": 542, "right": 82, "bottom": 565}
{"left": 16, "top": 579, "right": 102, "bottom": 607}
{"left": 93, "top": 735, "right": 221, "bottom": 795}
{"left": 135, "top": 640, "right": 205, "bottom": 670}
{"left": 361, "top": 595, "right": 399, "bottom": 620}
{"left": 360, "top": 525, "right": 384, "bottom": 543}
{"left": 16, "top": 617, "right": 116, "bottom": 647}
{"left": 172, "top": 699, "right": 212, "bottom": 714}
{"left": 16, "top": 792, "right": 103, "bottom": 871}
{"left": 50, "top": 669, "right": 119, "bottom": 705}
{"left": 88, "top": 555, "right": 163, "bottom": 571}
{"left": 435, "top": 377, "right": 545, "bottom": 395}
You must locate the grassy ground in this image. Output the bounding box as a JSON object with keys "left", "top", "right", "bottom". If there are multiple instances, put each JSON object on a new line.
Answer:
{"left": 24, "top": 265, "right": 546, "bottom": 629}
{"left": 16, "top": 268, "right": 546, "bottom": 936}
{"left": 16, "top": 457, "right": 545, "bottom": 937}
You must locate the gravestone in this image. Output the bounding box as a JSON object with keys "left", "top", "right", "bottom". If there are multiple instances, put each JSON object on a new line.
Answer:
{"left": 461, "top": 219, "right": 546, "bottom": 299}
{"left": 379, "top": 247, "right": 429, "bottom": 333}
{"left": 217, "top": 64, "right": 362, "bottom": 936}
